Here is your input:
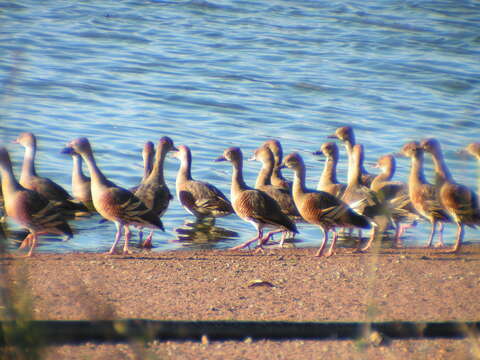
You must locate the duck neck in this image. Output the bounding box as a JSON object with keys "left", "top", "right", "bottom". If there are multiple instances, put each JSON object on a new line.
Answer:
{"left": 72, "top": 155, "right": 87, "bottom": 183}
{"left": 409, "top": 152, "right": 427, "bottom": 187}
{"left": 81, "top": 151, "right": 108, "bottom": 187}
{"left": 272, "top": 166, "right": 287, "bottom": 184}
{"left": 0, "top": 164, "right": 22, "bottom": 197}
{"left": 143, "top": 154, "right": 153, "bottom": 181}
{"left": 430, "top": 150, "right": 453, "bottom": 185}
{"left": 292, "top": 165, "right": 307, "bottom": 199}
{"left": 255, "top": 160, "right": 273, "bottom": 188}
{"left": 319, "top": 155, "right": 338, "bottom": 186}
{"left": 148, "top": 145, "right": 167, "bottom": 184}
{"left": 348, "top": 150, "right": 362, "bottom": 186}
{"left": 20, "top": 145, "right": 37, "bottom": 183}
{"left": 176, "top": 152, "right": 192, "bottom": 185}
{"left": 344, "top": 139, "right": 354, "bottom": 167}
{"left": 231, "top": 159, "right": 248, "bottom": 198}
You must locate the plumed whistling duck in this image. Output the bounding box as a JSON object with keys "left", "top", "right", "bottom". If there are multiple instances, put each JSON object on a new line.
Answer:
{"left": 313, "top": 141, "right": 346, "bottom": 198}
{"left": 328, "top": 126, "right": 376, "bottom": 187}
{"left": 215, "top": 147, "right": 298, "bottom": 251}
{"left": 281, "top": 152, "right": 373, "bottom": 257}
{"left": 262, "top": 139, "right": 292, "bottom": 191}
{"left": 173, "top": 144, "right": 233, "bottom": 220}
{"left": 62, "top": 137, "right": 164, "bottom": 254}
{"left": 400, "top": 141, "right": 451, "bottom": 248}
{"left": 133, "top": 137, "right": 176, "bottom": 248}
{"left": 0, "top": 147, "right": 72, "bottom": 256}
{"left": 14, "top": 132, "right": 88, "bottom": 216}
{"left": 421, "top": 138, "right": 480, "bottom": 253}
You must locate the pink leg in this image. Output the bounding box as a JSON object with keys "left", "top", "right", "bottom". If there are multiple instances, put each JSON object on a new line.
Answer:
{"left": 279, "top": 231, "right": 289, "bottom": 247}
{"left": 260, "top": 229, "right": 286, "bottom": 247}
{"left": 443, "top": 223, "right": 463, "bottom": 254}
{"left": 19, "top": 233, "right": 33, "bottom": 249}
{"left": 393, "top": 222, "right": 402, "bottom": 248}
{"left": 436, "top": 222, "right": 445, "bottom": 247}
{"left": 27, "top": 233, "right": 38, "bottom": 257}
{"left": 426, "top": 220, "right": 436, "bottom": 248}
{"left": 230, "top": 228, "right": 263, "bottom": 251}
{"left": 359, "top": 225, "right": 377, "bottom": 252}
{"left": 142, "top": 230, "right": 154, "bottom": 249}
{"left": 123, "top": 225, "right": 132, "bottom": 254}
{"left": 108, "top": 222, "right": 123, "bottom": 254}
{"left": 315, "top": 227, "right": 328, "bottom": 257}
{"left": 324, "top": 230, "right": 338, "bottom": 257}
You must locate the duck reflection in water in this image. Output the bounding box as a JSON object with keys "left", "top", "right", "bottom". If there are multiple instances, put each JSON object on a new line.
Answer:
{"left": 173, "top": 218, "right": 238, "bottom": 248}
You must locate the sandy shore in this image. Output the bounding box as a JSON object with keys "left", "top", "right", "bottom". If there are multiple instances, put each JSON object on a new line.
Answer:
{"left": 1, "top": 245, "right": 480, "bottom": 359}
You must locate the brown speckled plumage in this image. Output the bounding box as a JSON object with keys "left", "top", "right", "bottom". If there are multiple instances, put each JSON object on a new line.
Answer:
{"left": 215, "top": 147, "right": 297, "bottom": 250}
{"left": 63, "top": 137, "right": 164, "bottom": 254}
{"left": 313, "top": 142, "right": 346, "bottom": 198}
{"left": 341, "top": 145, "right": 380, "bottom": 217}
{"left": 328, "top": 126, "right": 375, "bottom": 187}
{"left": 400, "top": 141, "right": 451, "bottom": 248}
{"left": 133, "top": 137, "right": 175, "bottom": 247}
{"left": 0, "top": 147, "right": 72, "bottom": 256}
{"left": 173, "top": 145, "right": 233, "bottom": 220}
{"left": 421, "top": 138, "right": 480, "bottom": 253}
{"left": 15, "top": 132, "right": 88, "bottom": 216}
{"left": 370, "top": 154, "right": 418, "bottom": 246}
{"left": 263, "top": 139, "right": 292, "bottom": 191}
{"left": 281, "top": 152, "right": 372, "bottom": 257}
{"left": 251, "top": 145, "right": 300, "bottom": 221}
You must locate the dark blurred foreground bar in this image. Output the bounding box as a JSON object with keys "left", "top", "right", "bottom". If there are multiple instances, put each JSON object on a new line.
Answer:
{"left": 1, "top": 320, "right": 479, "bottom": 344}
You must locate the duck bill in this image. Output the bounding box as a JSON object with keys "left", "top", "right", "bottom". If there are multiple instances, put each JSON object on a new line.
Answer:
{"left": 214, "top": 155, "right": 227, "bottom": 162}
{"left": 61, "top": 147, "right": 75, "bottom": 155}
{"left": 312, "top": 150, "right": 323, "bottom": 156}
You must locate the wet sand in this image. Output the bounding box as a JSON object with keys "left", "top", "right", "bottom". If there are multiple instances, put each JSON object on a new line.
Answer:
{"left": 1, "top": 244, "right": 480, "bottom": 359}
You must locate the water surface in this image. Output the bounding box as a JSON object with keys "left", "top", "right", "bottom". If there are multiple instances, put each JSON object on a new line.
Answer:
{"left": 1, "top": 0, "right": 479, "bottom": 253}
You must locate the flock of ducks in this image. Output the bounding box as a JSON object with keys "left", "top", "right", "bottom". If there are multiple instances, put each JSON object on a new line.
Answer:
{"left": 0, "top": 127, "right": 479, "bottom": 257}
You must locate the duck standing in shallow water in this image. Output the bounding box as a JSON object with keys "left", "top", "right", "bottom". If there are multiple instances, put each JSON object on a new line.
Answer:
{"left": 133, "top": 137, "right": 176, "bottom": 248}
{"left": 370, "top": 154, "right": 418, "bottom": 247}
{"left": 281, "top": 152, "right": 373, "bottom": 257}
{"left": 173, "top": 144, "right": 233, "bottom": 221}
{"left": 14, "top": 132, "right": 88, "bottom": 216}
{"left": 0, "top": 147, "right": 72, "bottom": 256}
{"left": 215, "top": 147, "right": 298, "bottom": 251}
{"left": 400, "top": 141, "right": 451, "bottom": 248}
{"left": 62, "top": 137, "right": 164, "bottom": 254}
{"left": 421, "top": 138, "right": 480, "bottom": 253}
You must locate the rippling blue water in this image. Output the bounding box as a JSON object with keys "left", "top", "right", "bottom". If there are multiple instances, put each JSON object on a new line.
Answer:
{"left": 1, "top": 0, "right": 479, "bottom": 253}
